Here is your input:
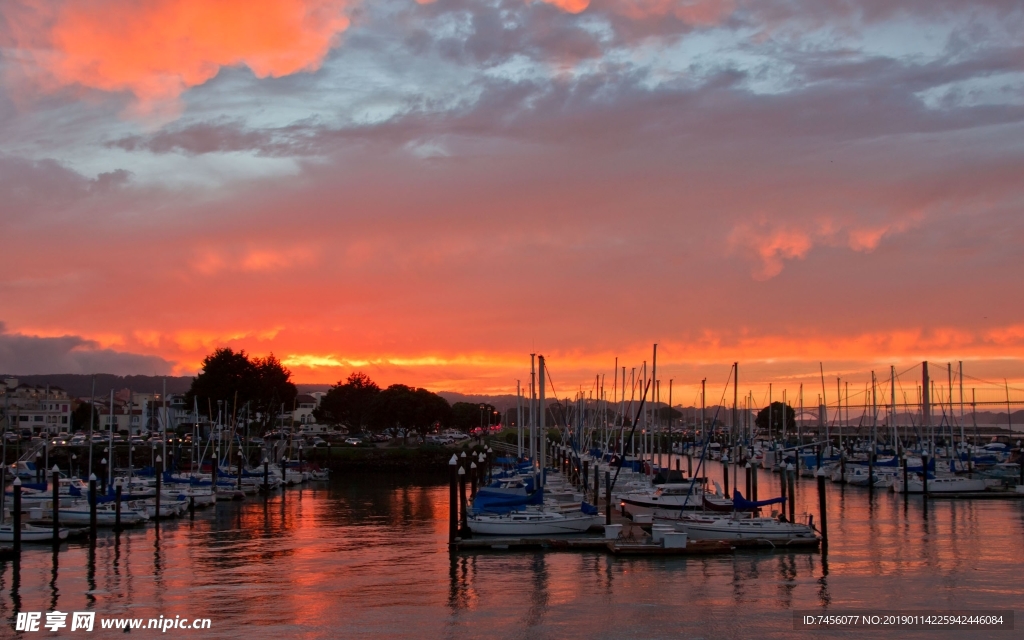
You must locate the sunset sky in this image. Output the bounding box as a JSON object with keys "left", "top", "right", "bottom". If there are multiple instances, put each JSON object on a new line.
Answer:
{"left": 2, "top": 0, "right": 1024, "bottom": 399}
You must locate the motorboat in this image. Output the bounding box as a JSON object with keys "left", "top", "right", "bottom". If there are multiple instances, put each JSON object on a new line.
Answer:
{"left": 467, "top": 508, "right": 601, "bottom": 536}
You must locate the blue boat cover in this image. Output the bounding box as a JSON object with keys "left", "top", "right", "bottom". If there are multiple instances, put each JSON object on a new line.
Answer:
{"left": 581, "top": 502, "right": 598, "bottom": 515}
{"left": 731, "top": 490, "right": 786, "bottom": 510}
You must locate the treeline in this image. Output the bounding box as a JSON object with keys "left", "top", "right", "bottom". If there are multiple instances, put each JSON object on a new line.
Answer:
{"left": 314, "top": 372, "right": 500, "bottom": 432}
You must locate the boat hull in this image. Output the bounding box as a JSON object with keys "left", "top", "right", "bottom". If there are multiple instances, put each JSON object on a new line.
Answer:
{"left": 468, "top": 513, "right": 600, "bottom": 536}
{"left": 674, "top": 517, "right": 817, "bottom": 542}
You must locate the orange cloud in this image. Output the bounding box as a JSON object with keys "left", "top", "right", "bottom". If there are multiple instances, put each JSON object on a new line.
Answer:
{"left": 2, "top": 0, "right": 352, "bottom": 117}
{"left": 729, "top": 219, "right": 813, "bottom": 280}
{"left": 604, "top": 0, "right": 735, "bottom": 23}
{"left": 534, "top": 0, "right": 736, "bottom": 20}
{"left": 535, "top": 0, "right": 592, "bottom": 13}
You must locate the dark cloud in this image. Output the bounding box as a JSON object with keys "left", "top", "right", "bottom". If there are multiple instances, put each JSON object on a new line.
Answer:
{"left": 0, "top": 322, "right": 173, "bottom": 376}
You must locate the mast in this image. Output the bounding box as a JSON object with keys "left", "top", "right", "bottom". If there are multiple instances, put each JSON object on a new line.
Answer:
{"left": 516, "top": 380, "right": 522, "bottom": 459}
{"left": 538, "top": 354, "right": 546, "bottom": 484}
{"left": 530, "top": 354, "right": 536, "bottom": 463}
{"left": 922, "top": 362, "right": 931, "bottom": 455}
{"left": 87, "top": 377, "right": 95, "bottom": 479}
{"left": 890, "top": 366, "right": 897, "bottom": 454}
{"left": 732, "top": 362, "right": 738, "bottom": 454}
{"left": 108, "top": 390, "right": 115, "bottom": 488}
{"left": 958, "top": 362, "right": 965, "bottom": 450}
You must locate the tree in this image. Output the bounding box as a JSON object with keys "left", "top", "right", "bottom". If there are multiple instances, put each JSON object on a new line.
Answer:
{"left": 451, "top": 402, "right": 497, "bottom": 432}
{"left": 367, "top": 384, "right": 452, "bottom": 432}
{"left": 754, "top": 401, "right": 796, "bottom": 434}
{"left": 314, "top": 372, "right": 381, "bottom": 430}
{"left": 185, "top": 348, "right": 297, "bottom": 427}
{"left": 71, "top": 401, "right": 99, "bottom": 431}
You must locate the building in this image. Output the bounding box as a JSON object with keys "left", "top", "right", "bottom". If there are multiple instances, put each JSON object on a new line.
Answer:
{"left": 1, "top": 378, "right": 73, "bottom": 436}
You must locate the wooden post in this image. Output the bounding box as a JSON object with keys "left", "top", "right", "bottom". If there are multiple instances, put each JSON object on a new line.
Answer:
{"left": 154, "top": 456, "right": 162, "bottom": 523}
{"left": 922, "top": 454, "right": 929, "bottom": 496}
{"left": 458, "top": 466, "right": 469, "bottom": 537}
{"left": 470, "top": 462, "right": 478, "bottom": 498}
{"left": 780, "top": 462, "right": 787, "bottom": 504}
{"left": 13, "top": 478, "right": 22, "bottom": 554}
{"left": 902, "top": 454, "right": 908, "bottom": 497}
{"left": 604, "top": 470, "right": 611, "bottom": 525}
{"left": 868, "top": 446, "right": 875, "bottom": 495}
{"left": 593, "top": 464, "right": 599, "bottom": 505}
{"left": 263, "top": 458, "right": 269, "bottom": 496}
{"left": 582, "top": 461, "right": 589, "bottom": 493}
{"left": 189, "top": 495, "right": 195, "bottom": 519}
{"left": 787, "top": 464, "right": 796, "bottom": 523}
{"left": 448, "top": 454, "right": 458, "bottom": 544}
{"left": 723, "top": 459, "right": 729, "bottom": 498}
{"left": 51, "top": 465, "right": 60, "bottom": 546}
{"left": 88, "top": 474, "right": 97, "bottom": 540}
{"left": 687, "top": 453, "right": 692, "bottom": 477}
{"left": 745, "top": 463, "right": 752, "bottom": 499}
{"left": 816, "top": 468, "right": 828, "bottom": 548}
{"left": 114, "top": 481, "right": 122, "bottom": 532}
{"left": 752, "top": 461, "right": 758, "bottom": 501}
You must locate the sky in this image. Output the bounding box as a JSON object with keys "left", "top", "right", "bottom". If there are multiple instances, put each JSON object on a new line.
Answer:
{"left": 1, "top": 0, "right": 1024, "bottom": 402}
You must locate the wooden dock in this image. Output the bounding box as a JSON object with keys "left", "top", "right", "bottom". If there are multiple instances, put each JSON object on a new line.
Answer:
{"left": 450, "top": 513, "right": 821, "bottom": 556}
{"left": 925, "top": 490, "right": 1024, "bottom": 500}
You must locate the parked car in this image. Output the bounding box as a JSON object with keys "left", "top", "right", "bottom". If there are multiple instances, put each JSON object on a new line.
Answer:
{"left": 343, "top": 437, "right": 362, "bottom": 446}
{"left": 69, "top": 434, "right": 87, "bottom": 445}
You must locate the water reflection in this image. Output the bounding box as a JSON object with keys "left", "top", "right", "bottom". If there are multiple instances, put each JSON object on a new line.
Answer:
{"left": 0, "top": 471, "right": 1020, "bottom": 638}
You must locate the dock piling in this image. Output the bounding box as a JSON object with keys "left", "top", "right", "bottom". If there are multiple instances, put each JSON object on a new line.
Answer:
{"left": 752, "top": 461, "right": 759, "bottom": 501}
{"left": 922, "top": 454, "right": 929, "bottom": 496}
{"left": 902, "top": 454, "right": 908, "bottom": 499}
{"left": 448, "top": 454, "right": 458, "bottom": 544}
{"left": 745, "top": 463, "right": 751, "bottom": 499}
{"left": 723, "top": 459, "right": 729, "bottom": 498}
{"left": 51, "top": 465, "right": 60, "bottom": 547}
{"left": 582, "top": 461, "right": 589, "bottom": 494}
{"left": 604, "top": 471, "right": 611, "bottom": 525}
{"left": 13, "top": 478, "right": 21, "bottom": 555}
{"left": 816, "top": 468, "right": 828, "bottom": 548}
{"left": 89, "top": 474, "right": 97, "bottom": 540}
{"left": 458, "top": 466, "right": 469, "bottom": 537}
{"left": 114, "top": 480, "right": 122, "bottom": 533}
{"left": 470, "top": 462, "right": 478, "bottom": 498}
{"left": 263, "top": 458, "right": 269, "bottom": 497}
{"left": 787, "top": 464, "right": 796, "bottom": 523}
{"left": 155, "top": 455, "right": 162, "bottom": 525}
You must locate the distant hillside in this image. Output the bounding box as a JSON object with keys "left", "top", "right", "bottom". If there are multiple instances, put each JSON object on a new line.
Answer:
{"left": 1, "top": 374, "right": 192, "bottom": 398}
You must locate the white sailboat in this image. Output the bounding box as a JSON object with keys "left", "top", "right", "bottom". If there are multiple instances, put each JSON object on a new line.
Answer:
{"left": 0, "top": 522, "right": 69, "bottom": 542}
{"left": 467, "top": 508, "right": 601, "bottom": 536}
{"left": 673, "top": 513, "right": 818, "bottom": 542}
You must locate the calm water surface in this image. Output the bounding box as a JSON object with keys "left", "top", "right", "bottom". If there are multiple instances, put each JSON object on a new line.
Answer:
{"left": 1, "top": 464, "right": 1022, "bottom": 638}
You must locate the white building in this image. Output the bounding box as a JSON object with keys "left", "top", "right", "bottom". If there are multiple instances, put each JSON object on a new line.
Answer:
{"left": 1, "top": 378, "right": 73, "bottom": 436}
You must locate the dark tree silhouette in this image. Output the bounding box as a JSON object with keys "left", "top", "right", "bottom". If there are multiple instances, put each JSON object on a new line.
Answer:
{"left": 314, "top": 372, "right": 381, "bottom": 430}
{"left": 754, "top": 401, "right": 796, "bottom": 434}
{"left": 185, "top": 348, "right": 297, "bottom": 425}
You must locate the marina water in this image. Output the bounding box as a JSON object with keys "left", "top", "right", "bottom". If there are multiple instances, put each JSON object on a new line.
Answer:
{"left": 1, "top": 465, "right": 1021, "bottom": 638}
